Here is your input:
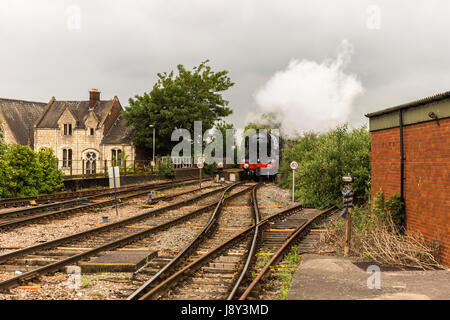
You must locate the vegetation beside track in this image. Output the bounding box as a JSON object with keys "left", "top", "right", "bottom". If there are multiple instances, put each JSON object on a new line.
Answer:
{"left": 317, "top": 193, "right": 441, "bottom": 270}
{"left": 279, "top": 124, "right": 371, "bottom": 209}
{"left": 0, "top": 145, "right": 64, "bottom": 198}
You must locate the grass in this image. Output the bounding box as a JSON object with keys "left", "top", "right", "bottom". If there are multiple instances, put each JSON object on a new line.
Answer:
{"left": 255, "top": 248, "right": 272, "bottom": 267}
{"left": 271, "top": 246, "right": 303, "bottom": 300}
{"left": 90, "top": 292, "right": 106, "bottom": 299}
{"left": 81, "top": 276, "right": 91, "bottom": 288}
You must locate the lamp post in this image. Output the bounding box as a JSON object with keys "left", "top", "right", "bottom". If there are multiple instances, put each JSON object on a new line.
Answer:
{"left": 149, "top": 124, "right": 155, "bottom": 164}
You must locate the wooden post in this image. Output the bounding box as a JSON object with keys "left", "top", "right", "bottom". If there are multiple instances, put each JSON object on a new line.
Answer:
{"left": 344, "top": 207, "right": 353, "bottom": 257}
{"left": 123, "top": 159, "right": 127, "bottom": 176}
{"left": 82, "top": 159, "right": 85, "bottom": 177}
{"left": 104, "top": 160, "right": 108, "bottom": 177}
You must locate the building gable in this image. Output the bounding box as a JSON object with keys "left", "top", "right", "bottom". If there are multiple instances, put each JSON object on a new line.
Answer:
{"left": 56, "top": 106, "right": 78, "bottom": 129}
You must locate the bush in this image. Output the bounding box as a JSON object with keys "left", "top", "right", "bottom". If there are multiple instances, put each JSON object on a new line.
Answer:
{"left": 0, "top": 145, "right": 64, "bottom": 198}
{"left": 385, "top": 193, "right": 405, "bottom": 230}
{"left": 159, "top": 158, "right": 175, "bottom": 179}
{"left": 203, "top": 162, "right": 217, "bottom": 176}
{"left": 279, "top": 124, "right": 370, "bottom": 209}
{"left": 318, "top": 201, "right": 440, "bottom": 270}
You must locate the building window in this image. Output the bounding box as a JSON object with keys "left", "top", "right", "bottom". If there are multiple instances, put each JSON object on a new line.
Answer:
{"left": 63, "top": 124, "right": 72, "bottom": 136}
{"left": 85, "top": 152, "right": 96, "bottom": 174}
{"left": 111, "top": 149, "right": 122, "bottom": 166}
{"left": 90, "top": 128, "right": 94, "bottom": 135}
{"left": 62, "top": 148, "right": 72, "bottom": 167}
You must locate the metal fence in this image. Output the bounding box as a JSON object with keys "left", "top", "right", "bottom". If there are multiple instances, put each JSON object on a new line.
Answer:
{"left": 58, "top": 156, "right": 195, "bottom": 178}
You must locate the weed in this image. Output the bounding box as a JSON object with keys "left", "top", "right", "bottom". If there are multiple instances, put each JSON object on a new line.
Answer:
{"left": 81, "top": 276, "right": 91, "bottom": 288}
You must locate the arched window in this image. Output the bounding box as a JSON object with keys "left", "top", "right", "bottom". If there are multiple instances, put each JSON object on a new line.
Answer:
{"left": 85, "top": 152, "right": 96, "bottom": 174}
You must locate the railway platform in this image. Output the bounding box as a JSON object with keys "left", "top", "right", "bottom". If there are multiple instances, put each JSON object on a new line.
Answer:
{"left": 287, "top": 254, "right": 450, "bottom": 300}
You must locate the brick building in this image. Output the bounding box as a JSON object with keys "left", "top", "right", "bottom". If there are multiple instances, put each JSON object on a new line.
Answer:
{"left": 366, "top": 91, "right": 450, "bottom": 266}
{"left": 0, "top": 89, "right": 135, "bottom": 175}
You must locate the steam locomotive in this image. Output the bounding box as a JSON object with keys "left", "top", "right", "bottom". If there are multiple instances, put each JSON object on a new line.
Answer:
{"left": 241, "top": 130, "right": 281, "bottom": 181}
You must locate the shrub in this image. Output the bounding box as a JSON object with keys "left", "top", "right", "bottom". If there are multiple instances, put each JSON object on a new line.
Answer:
{"left": 159, "top": 158, "right": 175, "bottom": 179}
{"left": 279, "top": 124, "right": 371, "bottom": 209}
{"left": 203, "top": 162, "right": 217, "bottom": 176}
{"left": 385, "top": 193, "right": 405, "bottom": 230}
{"left": 0, "top": 145, "right": 64, "bottom": 198}
{"left": 37, "top": 148, "right": 65, "bottom": 195}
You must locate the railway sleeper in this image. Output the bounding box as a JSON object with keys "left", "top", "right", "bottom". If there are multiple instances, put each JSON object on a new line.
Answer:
{"left": 13, "top": 257, "right": 60, "bottom": 266}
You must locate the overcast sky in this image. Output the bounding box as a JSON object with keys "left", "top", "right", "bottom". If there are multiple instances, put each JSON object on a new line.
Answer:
{"left": 1, "top": 0, "right": 449, "bottom": 132}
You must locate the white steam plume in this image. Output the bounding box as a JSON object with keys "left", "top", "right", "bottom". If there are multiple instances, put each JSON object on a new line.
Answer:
{"left": 252, "top": 40, "right": 364, "bottom": 137}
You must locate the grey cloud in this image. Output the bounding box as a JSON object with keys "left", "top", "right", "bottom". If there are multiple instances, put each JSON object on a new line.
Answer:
{"left": 0, "top": 0, "right": 449, "bottom": 130}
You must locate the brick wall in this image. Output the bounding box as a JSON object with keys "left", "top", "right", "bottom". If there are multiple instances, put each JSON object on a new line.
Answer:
{"left": 371, "top": 117, "right": 450, "bottom": 266}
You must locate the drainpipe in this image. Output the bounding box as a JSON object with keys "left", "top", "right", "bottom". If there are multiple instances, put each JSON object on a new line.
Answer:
{"left": 399, "top": 110, "right": 405, "bottom": 202}
{"left": 54, "top": 128, "right": 57, "bottom": 157}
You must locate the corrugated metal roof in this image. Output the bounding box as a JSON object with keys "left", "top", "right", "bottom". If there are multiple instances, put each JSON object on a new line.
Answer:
{"left": 0, "top": 98, "right": 46, "bottom": 146}
{"left": 365, "top": 91, "right": 450, "bottom": 118}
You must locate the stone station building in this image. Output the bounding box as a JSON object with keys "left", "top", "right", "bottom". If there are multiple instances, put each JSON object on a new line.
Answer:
{"left": 0, "top": 89, "right": 135, "bottom": 175}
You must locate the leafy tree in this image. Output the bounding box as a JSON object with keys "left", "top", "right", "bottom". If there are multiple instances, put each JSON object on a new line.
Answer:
{"left": 245, "top": 112, "right": 281, "bottom": 132}
{"left": 0, "top": 145, "right": 64, "bottom": 198}
{"left": 37, "top": 148, "right": 65, "bottom": 195}
{"left": 124, "top": 60, "right": 234, "bottom": 156}
{"left": 279, "top": 125, "right": 371, "bottom": 209}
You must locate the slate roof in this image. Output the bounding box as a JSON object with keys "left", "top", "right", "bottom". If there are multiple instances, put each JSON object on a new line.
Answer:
{"left": 0, "top": 98, "right": 46, "bottom": 146}
{"left": 36, "top": 100, "right": 114, "bottom": 129}
{"left": 101, "top": 114, "right": 134, "bottom": 145}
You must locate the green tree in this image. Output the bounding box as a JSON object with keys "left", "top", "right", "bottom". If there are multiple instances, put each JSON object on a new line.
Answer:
{"left": 279, "top": 125, "right": 371, "bottom": 209}
{"left": 37, "top": 148, "right": 65, "bottom": 195}
{"left": 245, "top": 112, "right": 282, "bottom": 132}
{"left": 124, "top": 60, "right": 234, "bottom": 156}
{"left": 0, "top": 145, "right": 64, "bottom": 198}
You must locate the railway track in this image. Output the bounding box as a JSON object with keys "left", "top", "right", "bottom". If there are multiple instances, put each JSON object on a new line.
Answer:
{"left": 127, "top": 187, "right": 335, "bottom": 300}
{"left": 0, "top": 179, "right": 185, "bottom": 209}
{"left": 0, "top": 182, "right": 244, "bottom": 293}
{"left": 0, "top": 178, "right": 201, "bottom": 230}
{"left": 126, "top": 183, "right": 259, "bottom": 300}
{"left": 238, "top": 206, "right": 336, "bottom": 300}
{"left": 0, "top": 181, "right": 336, "bottom": 300}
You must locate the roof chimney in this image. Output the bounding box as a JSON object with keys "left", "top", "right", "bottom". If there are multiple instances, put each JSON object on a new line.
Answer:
{"left": 89, "top": 88, "right": 100, "bottom": 109}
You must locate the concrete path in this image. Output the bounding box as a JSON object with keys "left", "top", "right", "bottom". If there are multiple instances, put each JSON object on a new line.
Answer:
{"left": 288, "top": 254, "right": 450, "bottom": 300}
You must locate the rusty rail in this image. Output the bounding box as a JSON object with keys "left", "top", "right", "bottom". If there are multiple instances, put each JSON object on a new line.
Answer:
{"left": 0, "top": 183, "right": 231, "bottom": 291}
{"left": 238, "top": 206, "right": 336, "bottom": 300}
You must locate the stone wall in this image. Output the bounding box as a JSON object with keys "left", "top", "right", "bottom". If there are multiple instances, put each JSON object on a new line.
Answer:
{"left": 34, "top": 108, "right": 134, "bottom": 176}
